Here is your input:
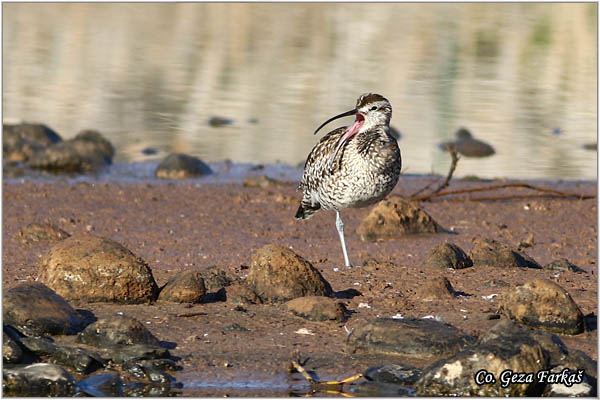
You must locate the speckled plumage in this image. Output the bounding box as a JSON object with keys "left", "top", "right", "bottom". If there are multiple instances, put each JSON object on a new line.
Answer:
{"left": 295, "top": 94, "right": 402, "bottom": 220}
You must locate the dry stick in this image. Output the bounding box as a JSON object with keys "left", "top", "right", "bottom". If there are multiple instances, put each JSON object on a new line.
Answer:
{"left": 428, "top": 193, "right": 596, "bottom": 202}
{"left": 290, "top": 360, "right": 363, "bottom": 386}
{"left": 413, "top": 183, "right": 595, "bottom": 202}
{"left": 409, "top": 147, "right": 460, "bottom": 199}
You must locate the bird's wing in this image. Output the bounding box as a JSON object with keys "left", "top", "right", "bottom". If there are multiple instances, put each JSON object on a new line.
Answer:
{"left": 298, "top": 126, "right": 347, "bottom": 191}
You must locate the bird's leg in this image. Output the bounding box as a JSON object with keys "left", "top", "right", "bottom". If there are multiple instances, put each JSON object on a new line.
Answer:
{"left": 335, "top": 210, "right": 352, "bottom": 268}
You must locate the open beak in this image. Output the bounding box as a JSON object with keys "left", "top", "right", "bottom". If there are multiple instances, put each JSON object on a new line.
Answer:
{"left": 314, "top": 108, "right": 358, "bottom": 135}
{"left": 314, "top": 108, "right": 365, "bottom": 168}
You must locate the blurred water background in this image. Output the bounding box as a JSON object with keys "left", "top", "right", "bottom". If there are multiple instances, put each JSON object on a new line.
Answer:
{"left": 3, "top": 3, "right": 597, "bottom": 180}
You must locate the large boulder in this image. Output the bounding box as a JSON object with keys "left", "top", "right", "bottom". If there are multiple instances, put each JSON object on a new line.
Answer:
{"left": 357, "top": 197, "right": 444, "bottom": 241}
{"left": 347, "top": 317, "right": 475, "bottom": 357}
{"left": 3, "top": 123, "right": 62, "bottom": 162}
{"left": 38, "top": 234, "right": 159, "bottom": 303}
{"left": 246, "top": 244, "right": 332, "bottom": 303}
{"left": 499, "top": 278, "right": 585, "bottom": 335}
{"left": 3, "top": 282, "right": 88, "bottom": 336}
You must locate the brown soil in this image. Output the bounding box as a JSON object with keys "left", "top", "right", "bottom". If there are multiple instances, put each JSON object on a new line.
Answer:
{"left": 2, "top": 177, "right": 597, "bottom": 396}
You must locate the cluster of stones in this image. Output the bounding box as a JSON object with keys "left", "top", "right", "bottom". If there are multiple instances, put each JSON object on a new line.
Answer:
{"left": 2, "top": 122, "right": 213, "bottom": 179}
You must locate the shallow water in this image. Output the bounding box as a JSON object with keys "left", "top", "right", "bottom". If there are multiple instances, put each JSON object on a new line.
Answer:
{"left": 3, "top": 3, "right": 597, "bottom": 179}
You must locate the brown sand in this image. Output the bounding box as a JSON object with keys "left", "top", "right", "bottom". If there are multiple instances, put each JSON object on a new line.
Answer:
{"left": 2, "top": 177, "right": 597, "bottom": 395}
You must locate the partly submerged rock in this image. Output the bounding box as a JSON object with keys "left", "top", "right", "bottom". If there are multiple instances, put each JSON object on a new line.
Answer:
{"left": 158, "top": 270, "right": 206, "bottom": 303}
{"left": 3, "top": 122, "right": 62, "bottom": 162}
{"left": 77, "top": 373, "right": 124, "bottom": 397}
{"left": 364, "top": 363, "right": 422, "bottom": 385}
{"left": 3, "top": 363, "right": 76, "bottom": 397}
{"left": 246, "top": 244, "right": 333, "bottom": 303}
{"left": 38, "top": 233, "right": 159, "bottom": 303}
{"left": 357, "top": 197, "right": 444, "bottom": 241}
{"left": 3, "top": 282, "right": 88, "bottom": 337}
{"left": 77, "top": 315, "right": 162, "bottom": 349}
{"left": 16, "top": 222, "right": 70, "bottom": 244}
{"left": 19, "top": 336, "right": 106, "bottom": 374}
{"left": 421, "top": 242, "right": 472, "bottom": 269}
{"left": 469, "top": 237, "right": 541, "bottom": 269}
{"left": 155, "top": 153, "right": 212, "bottom": 179}
{"left": 27, "top": 129, "right": 114, "bottom": 173}
{"left": 499, "top": 278, "right": 585, "bottom": 335}
{"left": 347, "top": 317, "right": 475, "bottom": 357}
{"left": 284, "top": 296, "right": 348, "bottom": 322}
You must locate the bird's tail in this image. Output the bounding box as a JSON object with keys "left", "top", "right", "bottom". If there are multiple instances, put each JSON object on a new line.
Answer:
{"left": 295, "top": 200, "right": 321, "bottom": 220}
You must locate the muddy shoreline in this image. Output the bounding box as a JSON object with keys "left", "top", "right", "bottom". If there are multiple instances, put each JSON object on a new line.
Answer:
{"left": 2, "top": 174, "right": 597, "bottom": 396}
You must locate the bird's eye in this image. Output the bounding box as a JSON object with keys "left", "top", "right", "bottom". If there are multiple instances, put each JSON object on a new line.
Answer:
{"left": 370, "top": 106, "right": 377, "bottom": 111}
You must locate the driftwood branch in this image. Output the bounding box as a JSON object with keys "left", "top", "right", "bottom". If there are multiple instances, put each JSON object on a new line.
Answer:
{"left": 407, "top": 147, "right": 594, "bottom": 202}
{"left": 413, "top": 183, "right": 595, "bottom": 202}
{"left": 409, "top": 147, "right": 460, "bottom": 199}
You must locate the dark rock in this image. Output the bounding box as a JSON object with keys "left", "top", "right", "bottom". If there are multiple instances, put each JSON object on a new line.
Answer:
{"left": 3, "top": 282, "right": 88, "bottom": 336}
{"left": 439, "top": 128, "right": 495, "bottom": 157}
{"left": 543, "top": 258, "right": 587, "bottom": 273}
{"left": 20, "top": 336, "right": 106, "bottom": 373}
{"left": 38, "top": 233, "right": 159, "bottom": 303}
{"left": 27, "top": 129, "right": 114, "bottom": 173}
{"left": 123, "top": 381, "right": 174, "bottom": 397}
{"left": 123, "top": 359, "right": 178, "bottom": 382}
{"left": 418, "top": 276, "right": 456, "bottom": 301}
{"left": 421, "top": 242, "right": 472, "bottom": 269}
{"left": 3, "top": 122, "right": 62, "bottom": 146}
{"left": 469, "top": 237, "right": 541, "bottom": 269}
{"left": 283, "top": 296, "right": 348, "bottom": 322}
{"left": 225, "top": 282, "right": 263, "bottom": 305}
{"left": 141, "top": 147, "right": 159, "bottom": 155}
{"left": 3, "top": 134, "right": 46, "bottom": 162}
{"left": 77, "top": 315, "right": 161, "bottom": 348}
{"left": 357, "top": 197, "right": 444, "bottom": 241}
{"left": 3, "top": 123, "right": 62, "bottom": 162}
{"left": 3, "top": 331, "right": 23, "bottom": 363}
{"left": 158, "top": 270, "right": 206, "bottom": 303}
{"left": 102, "top": 343, "right": 170, "bottom": 364}
{"left": 582, "top": 142, "right": 597, "bottom": 151}
{"left": 364, "top": 363, "right": 422, "bottom": 385}
{"left": 243, "top": 175, "right": 288, "bottom": 188}
{"left": 351, "top": 381, "right": 416, "bottom": 397}
{"left": 77, "top": 373, "right": 124, "bottom": 397}
{"left": 347, "top": 317, "right": 475, "bottom": 357}
{"left": 3, "top": 363, "right": 76, "bottom": 397}
{"left": 415, "top": 319, "right": 549, "bottom": 396}
{"left": 246, "top": 244, "right": 333, "bottom": 303}
{"left": 155, "top": 153, "right": 212, "bottom": 179}
{"left": 208, "top": 116, "right": 233, "bottom": 127}
{"left": 16, "top": 222, "right": 70, "bottom": 244}
{"left": 499, "top": 278, "right": 584, "bottom": 335}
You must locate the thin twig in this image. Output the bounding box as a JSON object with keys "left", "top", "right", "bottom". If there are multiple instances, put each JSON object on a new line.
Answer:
{"left": 412, "top": 183, "right": 595, "bottom": 202}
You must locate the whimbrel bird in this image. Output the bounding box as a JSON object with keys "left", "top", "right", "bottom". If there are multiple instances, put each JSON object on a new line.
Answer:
{"left": 295, "top": 93, "right": 402, "bottom": 268}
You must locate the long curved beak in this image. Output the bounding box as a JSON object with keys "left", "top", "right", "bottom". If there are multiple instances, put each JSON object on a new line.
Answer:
{"left": 314, "top": 109, "right": 358, "bottom": 135}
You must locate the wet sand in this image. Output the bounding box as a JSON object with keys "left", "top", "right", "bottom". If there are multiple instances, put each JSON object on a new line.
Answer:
{"left": 2, "top": 176, "right": 597, "bottom": 395}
